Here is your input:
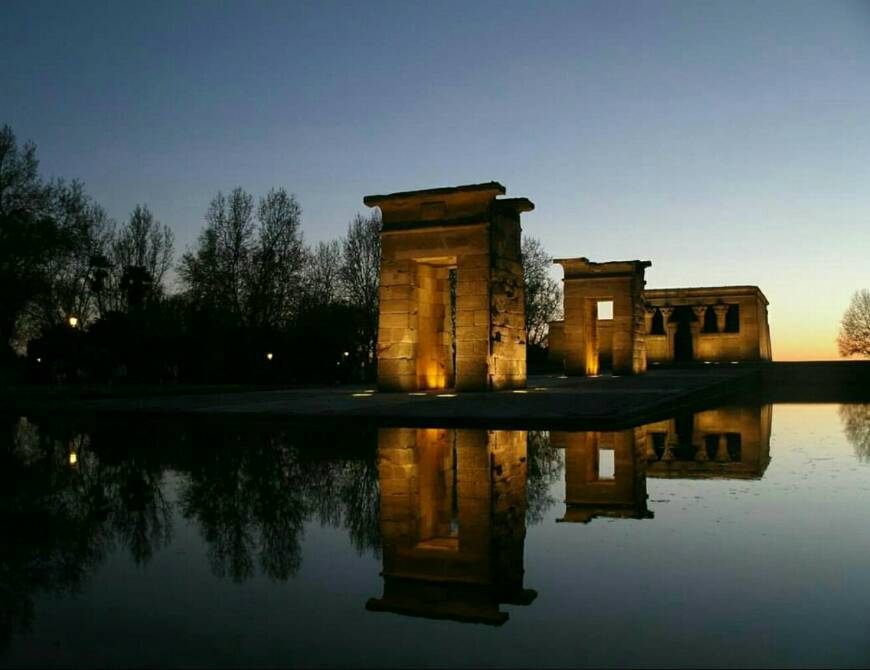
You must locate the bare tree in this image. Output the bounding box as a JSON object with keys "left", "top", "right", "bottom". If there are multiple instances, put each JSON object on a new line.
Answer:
{"left": 304, "top": 240, "right": 344, "bottom": 307}
{"left": 340, "top": 212, "right": 381, "bottom": 366}
{"left": 1, "top": 127, "right": 114, "bottom": 346}
{"left": 37, "top": 180, "right": 114, "bottom": 329}
{"left": 522, "top": 236, "right": 562, "bottom": 347}
{"left": 0, "top": 125, "right": 49, "bottom": 217}
{"left": 838, "top": 289, "right": 870, "bottom": 358}
{"left": 180, "top": 188, "right": 305, "bottom": 330}
{"left": 113, "top": 204, "right": 174, "bottom": 291}
{"left": 180, "top": 188, "right": 254, "bottom": 318}
{"left": 247, "top": 188, "right": 305, "bottom": 329}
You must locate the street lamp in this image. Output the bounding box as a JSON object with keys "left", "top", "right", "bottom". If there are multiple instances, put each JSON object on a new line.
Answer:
{"left": 266, "top": 352, "right": 274, "bottom": 361}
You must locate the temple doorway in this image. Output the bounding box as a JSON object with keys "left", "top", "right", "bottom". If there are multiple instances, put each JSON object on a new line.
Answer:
{"left": 670, "top": 306, "right": 695, "bottom": 362}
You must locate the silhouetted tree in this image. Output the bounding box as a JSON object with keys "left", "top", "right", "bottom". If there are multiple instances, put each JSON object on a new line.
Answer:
{"left": 0, "top": 126, "right": 112, "bottom": 356}
{"left": 179, "top": 187, "right": 305, "bottom": 330}
{"left": 0, "top": 126, "right": 68, "bottom": 354}
{"left": 0, "top": 125, "right": 49, "bottom": 217}
{"left": 522, "top": 236, "right": 562, "bottom": 348}
{"left": 37, "top": 179, "right": 114, "bottom": 331}
{"left": 247, "top": 188, "right": 306, "bottom": 330}
{"left": 303, "top": 240, "right": 344, "bottom": 307}
{"left": 179, "top": 188, "right": 254, "bottom": 318}
{"left": 340, "top": 212, "right": 381, "bottom": 374}
{"left": 106, "top": 204, "right": 174, "bottom": 312}
{"left": 838, "top": 290, "right": 870, "bottom": 358}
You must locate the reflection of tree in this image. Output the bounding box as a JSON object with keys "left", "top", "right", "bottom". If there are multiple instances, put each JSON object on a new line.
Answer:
{"left": 179, "top": 429, "right": 308, "bottom": 583}
{"left": 0, "top": 416, "right": 383, "bottom": 651}
{"left": 0, "top": 418, "right": 111, "bottom": 650}
{"left": 179, "top": 425, "right": 381, "bottom": 582}
{"left": 306, "top": 458, "right": 380, "bottom": 557}
{"left": 526, "top": 431, "right": 564, "bottom": 525}
{"left": 840, "top": 404, "right": 870, "bottom": 462}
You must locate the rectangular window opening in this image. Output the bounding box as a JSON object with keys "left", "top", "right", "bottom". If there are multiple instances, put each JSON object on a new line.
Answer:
{"left": 598, "top": 448, "right": 615, "bottom": 480}
{"left": 597, "top": 300, "right": 614, "bottom": 321}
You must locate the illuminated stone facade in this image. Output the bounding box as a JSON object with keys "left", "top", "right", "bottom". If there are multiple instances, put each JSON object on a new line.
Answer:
{"left": 366, "top": 182, "right": 533, "bottom": 392}
{"left": 367, "top": 427, "right": 535, "bottom": 625}
{"left": 553, "top": 258, "right": 651, "bottom": 376}
{"left": 642, "top": 286, "right": 772, "bottom": 364}
{"left": 549, "top": 281, "right": 771, "bottom": 371}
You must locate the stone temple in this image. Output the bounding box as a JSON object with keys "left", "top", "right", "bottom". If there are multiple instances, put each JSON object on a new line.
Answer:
{"left": 365, "top": 182, "right": 533, "bottom": 392}
{"left": 548, "top": 258, "right": 772, "bottom": 375}
{"left": 366, "top": 182, "right": 771, "bottom": 390}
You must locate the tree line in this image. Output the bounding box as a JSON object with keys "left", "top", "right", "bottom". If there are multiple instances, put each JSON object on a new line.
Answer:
{"left": 0, "top": 124, "right": 562, "bottom": 387}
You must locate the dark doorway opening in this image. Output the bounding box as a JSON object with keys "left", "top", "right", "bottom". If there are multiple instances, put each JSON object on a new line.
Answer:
{"left": 670, "top": 306, "right": 696, "bottom": 362}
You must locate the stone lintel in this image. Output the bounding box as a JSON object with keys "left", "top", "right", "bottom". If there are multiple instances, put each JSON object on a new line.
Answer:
{"left": 364, "top": 181, "right": 506, "bottom": 207}
{"left": 644, "top": 285, "right": 768, "bottom": 305}
{"left": 365, "top": 182, "right": 534, "bottom": 231}
{"left": 555, "top": 257, "right": 652, "bottom": 280}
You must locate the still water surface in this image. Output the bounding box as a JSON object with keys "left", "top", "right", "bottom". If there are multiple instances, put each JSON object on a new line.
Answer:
{"left": 2, "top": 404, "right": 870, "bottom": 668}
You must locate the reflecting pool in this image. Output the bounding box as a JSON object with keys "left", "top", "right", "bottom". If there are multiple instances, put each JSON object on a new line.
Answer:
{"left": 2, "top": 404, "right": 870, "bottom": 667}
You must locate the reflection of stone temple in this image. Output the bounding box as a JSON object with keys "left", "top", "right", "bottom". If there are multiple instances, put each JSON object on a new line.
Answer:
{"left": 367, "top": 428, "right": 535, "bottom": 625}
{"left": 641, "top": 405, "right": 772, "bottom": 479}
{"left": 551, "top": 428, "right": 653, "bottom": 523}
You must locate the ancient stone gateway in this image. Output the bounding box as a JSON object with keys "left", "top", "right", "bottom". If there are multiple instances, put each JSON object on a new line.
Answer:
{"left": 555, "top": 258, "right": 651, "bottom": 376}
{"left": 365, "top": 182, "right": 533, "bottom": 392}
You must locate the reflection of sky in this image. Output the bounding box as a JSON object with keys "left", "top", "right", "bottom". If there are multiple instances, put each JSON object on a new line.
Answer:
{"left": 4, "top": 404, "right": 870, "bottom": 666}
{"left": 3, "top": 2, "right": 870, "bottom": 359}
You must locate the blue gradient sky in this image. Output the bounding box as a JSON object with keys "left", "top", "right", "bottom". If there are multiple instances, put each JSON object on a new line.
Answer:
{"left": 3, "top": 0, "right": 869, "bottom": 359}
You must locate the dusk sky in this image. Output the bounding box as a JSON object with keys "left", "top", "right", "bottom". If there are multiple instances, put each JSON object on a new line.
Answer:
{"left": 3, "top": 0, "right": 869, "bottom": 360}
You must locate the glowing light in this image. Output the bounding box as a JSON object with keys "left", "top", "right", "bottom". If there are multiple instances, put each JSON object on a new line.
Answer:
{"left": 68, "top": 452, "right": 78, "bottom": 466}
{"left": 704, "top": 361, "right": 712, "bottom": 365}
{"left": 36, "top": 357, "right": 42, "bottom": 363}
{"left": 343, "top": 351, "right": 350, "bottom": 357}
{"left": 266, "top": 352, "right": 274, "bottom": 361}
{"left": 730, "top": 361, "right": 739, "bottom": 365}
{"left": 512, "top": 389, "right": 528, "bottom": 394}
{"left": 352, "top": 393, "right": 373, "bottom": 397}
{"left": 408, "top": 392, "right": 428, "bottom": 396}
{"left": 363, "top": 389, "right": 376, "bottom": 393}
{"left": 532, "top": 387, "right": 547, "bottom": 391}
{"left": 68, "top": 315, "right": 78, "bottom": 328}
{"left": 436, "top": 393, "right": 457, "bottom": 398}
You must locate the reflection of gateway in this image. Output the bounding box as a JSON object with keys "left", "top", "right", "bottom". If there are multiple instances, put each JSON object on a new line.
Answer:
{"left": 642, "top": 405, "right": 772, "bottom": 479}
{"left": 366, "top": 428, "right": 536, "bottom": 626}
{"left": 551, "top": 429, "right": 653, "bottom": 523}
